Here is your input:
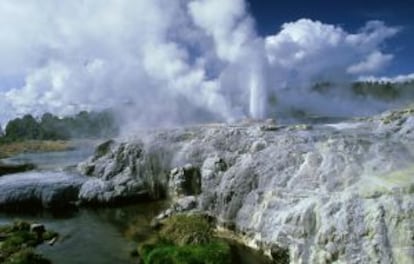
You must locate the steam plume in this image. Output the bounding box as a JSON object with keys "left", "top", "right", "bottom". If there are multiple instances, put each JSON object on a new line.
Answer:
{"left": 0, "top": 0, "right": 409, "bottom": 129}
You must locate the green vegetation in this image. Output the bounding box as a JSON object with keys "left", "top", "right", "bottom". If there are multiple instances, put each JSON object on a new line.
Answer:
{"left": 137, "top": 214, "right": 232, "bottom": 264}
{"left": 3, "top": 249, "right": 50, "bottom": 264}
{"left": 309, "top": 80, "right": 414, "bottom": 102}
{"left": 159, "top": 215, "right": 212, "bottom": 246}
{"left": 143, "top": 242, "right": 231, "bottom": 264}
{"left": 352, "top": 81, "right": 401, "bottom": 101}
{"left": 0, "top": 140, "right": 70, "bottom": 159}
{"left": 0, "top": 221, "right": 57, "bottom": 264}
{"left": 1, "top": 110, "right": 118, "bottom": 143}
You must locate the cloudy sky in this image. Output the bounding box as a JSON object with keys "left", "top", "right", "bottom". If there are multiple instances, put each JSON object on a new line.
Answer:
{"left": 248, "top": 0, "right": 414, "bottom": 76}
{"left": 0, "top": 0, "right": 412, "bottom": 127}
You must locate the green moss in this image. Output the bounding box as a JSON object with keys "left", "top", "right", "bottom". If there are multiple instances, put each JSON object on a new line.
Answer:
{"left": 159, "top": 215, "right": 212, "bottom": 246}
{"left": 137, "top": 214, "right": 232, "bottom": 264}
{"left": 144, "top": 242, "right": 231, "bottom": 264}
{"left": 0, "top": 221, "right": 56, "bottom": 264}
{"left": 4, "top": 249, "right": 51, "bottom": 264}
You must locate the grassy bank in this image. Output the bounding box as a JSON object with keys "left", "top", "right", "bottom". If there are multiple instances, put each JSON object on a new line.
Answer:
{"left": 0, "top": 140, "right": 71, "bottom": 159}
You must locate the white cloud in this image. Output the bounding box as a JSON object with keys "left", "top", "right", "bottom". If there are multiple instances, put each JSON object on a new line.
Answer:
{"left": 347, "top": 51, "right": 393, "bottom": 74}
{"left": 0, "top": 1, "right": 406, "bottom": 127}
{"left": 265, "top": 19, "right": 399, "bottom": 85}
{"left": 0, "top": 0, "right": 247, "bottom": 126}
{"left": 359, "top": 73, "right": 414, "bottom": 83}
{"left": 263, "top": 18, "right": 402, "bottom": 117}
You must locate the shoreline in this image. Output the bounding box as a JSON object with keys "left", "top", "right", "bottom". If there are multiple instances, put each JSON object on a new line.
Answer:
{"left": 0, "top": 140, "right": 71, "bottom": 159}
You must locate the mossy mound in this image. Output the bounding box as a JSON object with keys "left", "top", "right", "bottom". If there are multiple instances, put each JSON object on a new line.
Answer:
{"left": 143, "top": 241, "right": 231, "bottom": 264}
{"left": 0, "top": 221, "right": 57, "bottom": 264}
{"left": 138, "top": 214, "right": 232, "bottom": 264}
{"left": 159, "top": 214, "right": 212, "bottom": 246}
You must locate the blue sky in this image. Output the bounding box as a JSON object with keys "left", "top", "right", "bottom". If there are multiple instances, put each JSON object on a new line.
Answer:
{"left": 247, "top": 0, "right": 414, "bottom": 75}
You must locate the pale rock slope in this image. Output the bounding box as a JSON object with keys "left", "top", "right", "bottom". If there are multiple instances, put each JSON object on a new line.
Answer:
{"left": 79, "top": 108, "right": 414, "bottom": 263}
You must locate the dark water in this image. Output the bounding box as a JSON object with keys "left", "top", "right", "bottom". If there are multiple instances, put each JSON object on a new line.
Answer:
{"left": 0, "top": 147, "right": 272, "bottom": 264}
{"left": 0, "top": 202, "right": 272, "bottom": 264}
{"left": 0, "top": 202, "right": 166, "bottom": 264}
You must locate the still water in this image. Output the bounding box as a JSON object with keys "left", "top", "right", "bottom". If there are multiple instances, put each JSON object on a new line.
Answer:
{"left": 0, "top": 203, "right": 165, "bottom": 264}
{"left": 0, "top": 146, "right": 272, "bottom": 264}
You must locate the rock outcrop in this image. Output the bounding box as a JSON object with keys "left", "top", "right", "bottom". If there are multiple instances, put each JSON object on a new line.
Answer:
{"left": 78, "top": 108, "right": 414, "bottom": 263}
{"left": 0, "top": 172, "right": 86, "bottom": 209}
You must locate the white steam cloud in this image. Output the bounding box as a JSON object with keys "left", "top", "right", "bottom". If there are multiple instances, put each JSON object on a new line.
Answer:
{"left": 359, "top": 73, "right": 414, "bottom": 83}
{"left": 0, "top": 0, "right": 409, "bottom": 128}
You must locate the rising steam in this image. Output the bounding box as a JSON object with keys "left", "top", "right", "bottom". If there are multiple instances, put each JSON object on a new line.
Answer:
{"left": 0, "top": 0, "right": 411, "bottom": 129}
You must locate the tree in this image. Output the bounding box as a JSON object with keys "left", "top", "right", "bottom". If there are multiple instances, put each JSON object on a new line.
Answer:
{"left": 3, "top": 110, "right": 119, "bottom": 141}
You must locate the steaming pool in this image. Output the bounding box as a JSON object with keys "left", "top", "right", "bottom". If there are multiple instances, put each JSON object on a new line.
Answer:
{"left": 0, "top": 147, "right": 271, "bottom": 263}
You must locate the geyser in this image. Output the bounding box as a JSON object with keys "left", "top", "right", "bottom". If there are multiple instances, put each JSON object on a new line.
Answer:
{"left": 0, "top": 0, "right": 407, "bottom": 128}
{"left": 248, "top": 65, "right": 267, "bottom": 119}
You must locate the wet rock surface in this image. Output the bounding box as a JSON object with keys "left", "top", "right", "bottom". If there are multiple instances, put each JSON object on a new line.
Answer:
{"left": 79, "top": 108, "right": 414, "bottom": 263}
{"left": 0, "top": 163, "right": 36, "bottom": 176}
{"left": 0, "top": 172, "right": 86, "bottom": 210}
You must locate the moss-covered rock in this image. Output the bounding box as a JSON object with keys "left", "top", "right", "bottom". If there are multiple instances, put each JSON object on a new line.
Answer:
{"left": 0, "top": 221, "right": 57, "bottom": 264}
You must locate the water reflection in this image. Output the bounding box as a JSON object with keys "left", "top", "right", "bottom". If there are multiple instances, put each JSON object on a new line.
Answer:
{"left": 0, "top": 202, "right": 166, "bottom": 264}
{"left": 1, "top": 147, "right": 94, "bottom": 171}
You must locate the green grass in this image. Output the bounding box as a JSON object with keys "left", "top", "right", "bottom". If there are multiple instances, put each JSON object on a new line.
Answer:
{"left": 137, "top": 214, "right": 232, "bottom": 264}
{"left": 159, "top": 215, "right": 212, "bottom": 246}
{"left": 144, "top": 242, "right": 231, "bottom": 264}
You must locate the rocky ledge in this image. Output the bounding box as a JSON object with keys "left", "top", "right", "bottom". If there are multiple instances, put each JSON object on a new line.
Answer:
{"left": 77, "top": 107, "right": 414, "bottom": 264}
{"left": 0, "top": 172, "right": 86, "bottom": 210}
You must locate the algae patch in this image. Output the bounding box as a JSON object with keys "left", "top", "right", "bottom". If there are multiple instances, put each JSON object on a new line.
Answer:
{"left": 359, "top": 165, "right": 414, "bottom": 198}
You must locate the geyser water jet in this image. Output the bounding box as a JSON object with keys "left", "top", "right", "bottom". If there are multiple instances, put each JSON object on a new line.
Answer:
{"left": 248, "top": 64, "right": 267, "bottom": 119}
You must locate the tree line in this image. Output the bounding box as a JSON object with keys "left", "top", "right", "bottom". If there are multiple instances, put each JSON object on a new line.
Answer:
{"left": 0, "top": 110, "right": 119, "bottom": 142}
{"left": 311, "top": 80, "right": 414, "bottom": 101}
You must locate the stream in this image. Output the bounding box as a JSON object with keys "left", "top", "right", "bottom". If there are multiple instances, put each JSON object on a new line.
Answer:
{"left": 0, "top": 146, "right": 272, "bottom": 264}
